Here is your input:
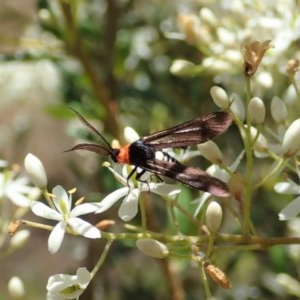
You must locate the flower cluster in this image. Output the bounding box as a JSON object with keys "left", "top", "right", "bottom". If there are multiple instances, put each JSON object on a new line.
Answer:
{"left": 8, "top": 152, "right": 183, "bottom": 298}
{"left": 170, "top": 1, "right": 300, "bottom": 96}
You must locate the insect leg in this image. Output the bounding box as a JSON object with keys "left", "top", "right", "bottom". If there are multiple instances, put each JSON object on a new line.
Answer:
{"left": 127, "top": 166, "right": 138, "bottom": 188}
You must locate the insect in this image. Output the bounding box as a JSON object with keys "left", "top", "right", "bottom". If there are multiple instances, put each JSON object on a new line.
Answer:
{"left": 66, "top": 108, "right": 232, "bottom": 197}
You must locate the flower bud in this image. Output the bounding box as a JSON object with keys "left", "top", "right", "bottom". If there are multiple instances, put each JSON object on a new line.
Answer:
{"left": 228, "top": 172, "right": 245, "bottom": 203}
{"left": 205, "top": 201, "right": 223, "bottom": 233}
{"left": 199, "top": 8, "right": 217, "bottom": 27}
{"left": 248, "top": 97, "right": 265, "bottom": 124}
{"left": 241, "top": 126, "right": 268, "bottom": 153}
{"left": 136, "top": 239, "right": 169, "bottom": 258}
{"left": 222, "top": 50, "right": 243, "bottom": 64}
{"left": 217, "top": 28, "right": 235, "bottom": 47}
{"left": 270, "top": 96, "right": 287, "bottom": 123}
{"left": 202, "top": 57, "right": 232, "bottom": 73}
{"left": 197, "top": 140, "right": 223, "bottom": 164}
{"left": 282, "top": 118, "right": 300, "bottom": 157}
{"left": 256, "top": 71, "right": 273, "bottom": 89}
{"left": 210, "top": 86, "right": 230, "bottom": 109}
{"left": 10, "top": 230, "right": 30, "bottom": 249}
{"left": 230, "top": 93, "right": 245, "bottom": 121}
{"left": 24, "top": 153, "right": 47, "bottom": 188}
{"left": 124, "top": 126, "right": 139, "bottom": 143}
{"left": 170, "top": 59, "right": 196, "bottom": 76}
{"left": 177, "top": 13, "right": 199, "bottom": 44}
{"left": 286, "top": 59, "right": 299, "bottom": 77}
{"left": 8, "top": 276, "right": 25, "bottom": 299}
{"left": 276, "top": 273, "right": 300, "bottom": 295}
{"left": 0, "top": 159, "right": 8, "bottom": 167}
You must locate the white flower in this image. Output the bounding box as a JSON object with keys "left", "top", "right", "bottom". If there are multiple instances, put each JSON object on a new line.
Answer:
{"left": 31, "top": 185, "right": 100, "bottom": 254}
{"left": 0, "top": 169, "right": 40, "bottom": 207}
{"left": 274, "top": 180, "right": 300, "bottom": 220}
{"left": 24, "top": 153, "right": 47, "bottom": 188}
{"left": 95, "top": 165, "right": 181, "bottom": 222}
{"left": 47, "top": 267, "right": 91, "bottom": 300}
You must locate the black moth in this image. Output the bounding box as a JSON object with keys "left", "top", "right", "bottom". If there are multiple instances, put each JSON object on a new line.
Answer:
{"left": 66, "top": 109, "right": 232, "bottom": 197}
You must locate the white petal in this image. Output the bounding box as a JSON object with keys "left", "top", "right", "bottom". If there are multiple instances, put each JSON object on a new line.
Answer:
{"left": 282, "top": 118, "right": 300, "bottom": 156}
{"left": 118, "top": 189, "right": 140, "bottom": 222}
{"left": 95, "top": 187, "right": 129, "bottom": 214}
{"left": 193, "top": 193, "right": 211, "bottom": 217}
{"left": 198, "top": 140, "right": 223, "bottom": 164}
{"left": 6, "top": 191, "right": 32, "bottom": 207}
{"left": 31, "top": 202, "right": 62, "bottom": 221}
{"left": 229, "top": 150, "right": 245, "bottom": 172}
{"left": 279, "top": 196, "right": 300, "bottom": 221}
{"left": 52, "top": 185, "right": 71, "bottom": 213}
{"left": 146, "top": 183, "right": 181, "bottom": 197}
{"left": 274, "top": 182, "right": 300, "bottom": 194}
{"left": 68, "top": 218, "right": 101, "bottom": 239}
{"left": 47, "top": 274, "right": 72, "bottom": 292}
{"left": 124, "top": 126, "right": 140, "bottom": 143}
{"left": 105, "top": 165, "right": 128, "bottom": 186}
{"left": 48, "top": 221, "right": 66, "bottom": 254}
{"left": 76, "top": 268, "right": 91, "bottom": 288}
{"left": 206, "top": 165, "right": 230, "bottom": 183}
{"left": 71, "top": 203, "right": 100, "bottom": 217}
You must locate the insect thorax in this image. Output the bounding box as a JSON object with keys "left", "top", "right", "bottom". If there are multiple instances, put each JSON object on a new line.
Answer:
{"left": 128, "top": 141, "right": 155, "bottom": 166}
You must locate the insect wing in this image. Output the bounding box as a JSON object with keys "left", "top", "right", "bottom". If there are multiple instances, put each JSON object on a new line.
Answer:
{"left": 142, "top": 158, "right": 230, "bottom": 197}
{"left": 140, "top": 111, "right": 232, "bottom": 149}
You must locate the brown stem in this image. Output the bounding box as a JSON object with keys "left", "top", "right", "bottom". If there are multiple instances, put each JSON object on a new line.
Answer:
{"left": 160, "top": 258, "right": 185, "bottom": 300}
{"left": 58, "top": 1, "right": 121, "bottom": 139}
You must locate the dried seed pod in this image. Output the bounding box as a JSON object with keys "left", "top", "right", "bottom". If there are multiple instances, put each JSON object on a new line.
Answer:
{"left": 204, "top": 262, "right": 231, "bottom": 289}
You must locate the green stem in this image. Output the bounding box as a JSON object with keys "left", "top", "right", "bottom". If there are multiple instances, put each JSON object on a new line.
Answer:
{"left": 21, "top": 218, "right": 300, "bottom": 250}
{"left": 254, "top": 157, "right": 286, "bottom": 189}
{"left": 139, "top": 192, "right": 147, "bottom": 234}
{"left": 90, "top": 239, "right": 113, "bottom": 279}
{"left": 243, "top": 77, "right": 254, "bottom": 236}
{"left": 205, "top": 232, "right": 215, "bottom": 258}
{"left": 167, "top": 197, "right": 181, "bottom": 235}
{"left": 200, "top": 262, "right": 212, "bottom": 299}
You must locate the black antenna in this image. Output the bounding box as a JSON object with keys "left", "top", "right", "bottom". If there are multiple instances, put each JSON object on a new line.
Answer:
{"left": 69, "top": 108, "right": 113, "bottom": 152}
